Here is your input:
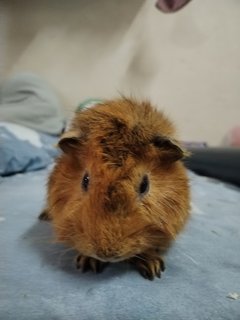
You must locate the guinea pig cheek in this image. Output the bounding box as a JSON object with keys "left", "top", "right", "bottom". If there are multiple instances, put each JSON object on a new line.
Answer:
{"left": 111, "top": 219, "right": 155, "bottom": 261}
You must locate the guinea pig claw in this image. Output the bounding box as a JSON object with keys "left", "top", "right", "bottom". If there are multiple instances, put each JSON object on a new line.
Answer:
{"left": 160, "top": 258, "right": 166, "bottom": 272}
{"left": 139, "top": 269, "right": 154, "bottom": 281}
{"left": 130, "top": 255, "right": 165, "bottom": 280}
{"left": 76, "top": 255, "right": 109, "bottom": 274}
{"left": 156, "top": 272, "right": 161, "bottom": 279}
{"left": 76, "top": 255, "right": 90, "bottom": 272}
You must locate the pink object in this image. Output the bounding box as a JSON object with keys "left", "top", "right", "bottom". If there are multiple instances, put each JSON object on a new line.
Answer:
{"left": 156, "top": 0, "right": 192, "bottom": 13}
{"left": 223, "top": 126, "right": 240, "bottom": 147}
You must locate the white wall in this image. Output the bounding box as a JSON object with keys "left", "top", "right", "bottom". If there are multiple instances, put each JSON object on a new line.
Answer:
{"left": 1, "top": 0, "right": 240, "bottom": 145}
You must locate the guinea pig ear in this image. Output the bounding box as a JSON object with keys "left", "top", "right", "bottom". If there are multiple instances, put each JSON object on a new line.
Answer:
{"left": 152, "top": 136, "right": 187, "bottom": 162}
{"left": 58, "top": 129, "right": 82, "bottom": 153}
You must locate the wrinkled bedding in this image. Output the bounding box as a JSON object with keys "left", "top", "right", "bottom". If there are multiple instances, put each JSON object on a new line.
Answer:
{"left": 0, "top": 73, "right": 65, "bottom": 176}
{"left": 1, "top": 169, "right": 240, "bottom": 320}
{"left": 0, "top": 122, "right": 59, "bottom": 176}
{"left": 0, "top": 73, "right": 65, "bottom": 135}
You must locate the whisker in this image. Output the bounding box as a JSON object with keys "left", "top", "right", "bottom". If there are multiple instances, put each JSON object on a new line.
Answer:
{"left": 132, "top": 254, "right": 148, "bottom": 262}
{"left": 56, "top": 247, "right": 77, "bottom": 265}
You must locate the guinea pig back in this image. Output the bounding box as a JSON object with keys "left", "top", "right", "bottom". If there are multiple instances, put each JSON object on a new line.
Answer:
{"left": 41, "top": 98, "right": 190, "bottom": 280}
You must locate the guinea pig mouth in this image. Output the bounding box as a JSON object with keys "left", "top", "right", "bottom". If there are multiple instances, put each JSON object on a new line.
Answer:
{"left": 91, "top": 253, "right": 126, "bottom": 263}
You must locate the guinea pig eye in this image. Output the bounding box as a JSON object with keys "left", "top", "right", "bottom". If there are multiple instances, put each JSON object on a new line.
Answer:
{"left": 139, "top": 175, "right": 149, "bottom": 196}
{"left": 82, "top": 172, "right": 90, "bottom": 191}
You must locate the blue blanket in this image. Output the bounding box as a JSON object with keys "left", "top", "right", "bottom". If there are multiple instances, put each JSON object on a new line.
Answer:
{"left": 0, "top": 122, "right": 59, "bottom": 176}
{"left": 1, "top": 170, "right": 240, "bottom": 320}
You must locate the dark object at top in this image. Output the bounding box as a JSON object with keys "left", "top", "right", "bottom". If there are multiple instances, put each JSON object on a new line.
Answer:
{"left": 156, "top": 0, "right": 192, "bottom": 13}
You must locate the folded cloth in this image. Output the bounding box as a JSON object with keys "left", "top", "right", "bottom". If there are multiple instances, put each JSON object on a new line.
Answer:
{"left": 0, "top": 73, "right": 66, "bottom": 135}
{"left": 0, "top": 121, "right": 59, "bottom": 176}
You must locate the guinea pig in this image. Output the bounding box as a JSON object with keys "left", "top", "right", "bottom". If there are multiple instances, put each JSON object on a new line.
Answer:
{"left": 39, "top": 98, "right": 190, "bottom": 280}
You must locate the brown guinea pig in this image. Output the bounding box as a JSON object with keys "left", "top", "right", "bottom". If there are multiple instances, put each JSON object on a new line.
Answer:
{"left": 39, "top": 98, "right": 190, "bottom": 280}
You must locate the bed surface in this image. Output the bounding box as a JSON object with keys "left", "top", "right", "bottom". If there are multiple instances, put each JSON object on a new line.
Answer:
{"left": 1, "top": 168, "right": 240, "bottom": 320}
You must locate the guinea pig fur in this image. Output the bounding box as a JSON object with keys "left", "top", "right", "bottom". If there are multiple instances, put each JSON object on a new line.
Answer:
{"left": 40, "top": 98, "right": 190, "bottom": 280}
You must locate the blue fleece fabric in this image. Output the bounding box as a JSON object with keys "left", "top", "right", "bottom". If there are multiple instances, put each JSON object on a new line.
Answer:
{"left": 0, "top": 123, "right": 59, "bottom": 176}
{"left": 0, "top": 170, "right": 240, "bottom": 320}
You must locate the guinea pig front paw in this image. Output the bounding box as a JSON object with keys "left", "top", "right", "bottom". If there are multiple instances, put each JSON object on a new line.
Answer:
{"left": 76, "top": 255, "right": 109, "bottom": 274}
{"left": 129, "top": 255, "right": 165, "bottom": 280}
{"left": 38, "top": 209, "right": 51, "bottom": 221}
